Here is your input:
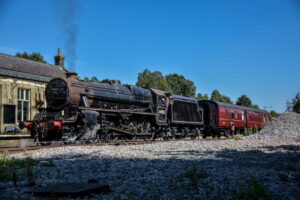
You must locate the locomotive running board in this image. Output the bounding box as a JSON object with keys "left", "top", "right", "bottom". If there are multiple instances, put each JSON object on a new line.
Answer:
{"left": 106, "top": 126, "right": 135, "bottom": 135}
{"left": 79, "top": 107, "right": 156, "bottom": 116}
{"left": 106, "top": 126, "right": 153, "bottom": 136}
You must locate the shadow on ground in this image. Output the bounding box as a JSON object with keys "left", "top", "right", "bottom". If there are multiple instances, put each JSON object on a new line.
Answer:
{"left": 1, "top": 144, "right": 300, "bottom": 200}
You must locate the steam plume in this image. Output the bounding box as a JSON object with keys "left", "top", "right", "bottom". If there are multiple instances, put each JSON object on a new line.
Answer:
{"left": 54, "top": 0, "right": 80, "bottom": 71}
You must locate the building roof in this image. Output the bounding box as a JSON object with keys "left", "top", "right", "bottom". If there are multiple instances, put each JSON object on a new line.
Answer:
{"left": 0, "top": 53, "right": 67, "bottom": 82}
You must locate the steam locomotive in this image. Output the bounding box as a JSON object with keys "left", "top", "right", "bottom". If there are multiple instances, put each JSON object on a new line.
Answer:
{"left": 20, "top": 72, "right": 270, "bottom": 142}
{"left": 20, "top": 72, "right": 203, "bottom": 142}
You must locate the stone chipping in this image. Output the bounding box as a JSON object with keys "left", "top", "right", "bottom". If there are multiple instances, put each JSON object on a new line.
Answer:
{"left": 1, "top": 113, "right": 300, "bottom": 200}
{"left": 248, "top": 112, "right": 300, "bottom": 139}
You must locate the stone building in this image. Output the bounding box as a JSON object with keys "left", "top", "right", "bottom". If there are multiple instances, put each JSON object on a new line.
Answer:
{"left": 0, "top": 49, "right": 67, "bottom": 135}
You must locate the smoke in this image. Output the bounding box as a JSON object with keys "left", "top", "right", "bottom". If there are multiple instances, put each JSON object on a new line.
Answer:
{"left": 53, "top": 0, "right": 81, "bottom": 72}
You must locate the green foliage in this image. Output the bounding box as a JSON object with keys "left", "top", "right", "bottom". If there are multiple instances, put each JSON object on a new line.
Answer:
{"left": 136, "top": 69, "right": 197, "bottom": 96}
{"left": 136, "top": 69, "right": 261, "bottom": 106}
{"left": 136, "top": 69, "right": 171, "bottom": 92}
{"left": 277, "top": 172, "right": 289, "bottom": 181}
{"left": 16, "top": 52, "right": 47, "bottom": 64}
{"left": 210, "top": 89, "right": 233, "bottom": 104}
{"left": 236, "top": 95, "right": 260, "bottom": 109}
{"left": 270, "top": 110, "right": 280, "bottom": 119}
{"left": 90, "top": 76, "right": 100, "bottom": 82}
{"left": 178, "top": 166, "right": 209, "bottom": 183}
{"left": 236, "top": 177, "right": 272, "bottom": 200}
{"left": 165, "top": 73, "right": 196, "bottom": 96}
{"left": 222, "top": 95, "right": 233, "bottom": 104}
{"left": 83, "top": 76, "right": 101, "bottom": 82}
{"left": 196, "top": 92, "right": 209, "bottom": 101}
{"left": 243, "top": 128, "right": 260, "bottom": 136}
{"left": 236, "top": 95, "right": 252, "bottom": 107}
{"left": 0, "top": 155, "right": 36, "bottom": 182}
{"left": 210, "top": 90, "right": 223, "bottom": 101}
{"left": 287, "top": 92, "right": 300, "bottom": 113}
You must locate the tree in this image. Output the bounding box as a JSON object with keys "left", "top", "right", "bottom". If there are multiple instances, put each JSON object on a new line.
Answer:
{"left": 136, "top": 69, "right": 170, "bottom": 91}
{"left": 236, "top": 95, "right": 260, "bottom": 109}
{"left": 210, "top": 90, "right": 223, "bottom": 102}
{"left": 210, "top": 90, "right": 233, "bottom": 104}
{"left": 90, "top": 76, "right": 100, "bottom": 82}
{"left": 16, "top": 52, "right": 47, "bottom": 63}
{"left": 83, "top": 76, "right": 101, "bottom": 82}
{"left": 196, "top": 93, "right": 209, "bottom": 101}
{"left": 293, "top": 100, "right": 300, "bottom": 113}
{"left": 270, "top": 110, "right": 280, "bottom": 118}
{"left": 236, "top": 95, "right": 252, "bottom": 107}
{"left": 165, "top": 73, "right": 196, "bottom": 97}
{"left": 287, "top": 92, "right": 300, "bottom": 113}
{"left": 83, "top": 77, "right": 90, "bottom": 81}
{"left": 222, "top": 95, "right": 233, "bottom": 104}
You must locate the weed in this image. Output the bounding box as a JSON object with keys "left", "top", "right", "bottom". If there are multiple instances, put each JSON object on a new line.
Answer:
{"left": 127, "top": 192, "right": 137, "bottom": 200}
{"left": 0, "top": 154, "right": 36, "bottom": 183}
{"left": 179, "top": 166, "right": 209, "bottom": 181}
{"left": 243, "top": 129, "right": 254, "bottom": 136}
{"left": 177, "top": 165, "right": 209, "bottom": 191}
{"left": 233, "top": 135, "right": 243, "bottom": 140}
{"left": 276, "top": 157, "right": 299, "bottom": 172}
{"left": 277, "top": 172, "right": 289, "bottom": 182}
{"left": 236, "top": 177, "right": 272, "bottom": 200}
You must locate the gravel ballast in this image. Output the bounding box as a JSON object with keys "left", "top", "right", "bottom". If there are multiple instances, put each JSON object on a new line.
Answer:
{"left": 1, "top": 113, "right": 300, "bottom": 200}
{"left": 248, "top": 112, "right": 300, "bottom": 139}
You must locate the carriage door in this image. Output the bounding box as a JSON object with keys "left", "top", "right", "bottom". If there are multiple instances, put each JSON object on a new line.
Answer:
{"left": 244, "top": 111, "right": 249, "bottom": 129}
{"left": 157, "top": 95, "right": 167, "bottom": 123}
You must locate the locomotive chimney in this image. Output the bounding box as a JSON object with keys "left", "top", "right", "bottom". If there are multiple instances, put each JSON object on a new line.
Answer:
{"left": 54, "top": 48, "right": 65, "bottom": 68}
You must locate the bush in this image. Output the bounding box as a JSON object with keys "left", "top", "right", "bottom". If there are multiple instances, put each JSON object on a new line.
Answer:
{"left": 236, "top": 177, "right": 272, "bottom": 200}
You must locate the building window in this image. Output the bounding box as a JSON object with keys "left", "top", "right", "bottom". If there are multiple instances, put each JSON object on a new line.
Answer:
{"left": 17, "top": 88, "right": 30, "bottom": 121}
{"left": 3, "top": 105, "right": 16, "bottom": 124}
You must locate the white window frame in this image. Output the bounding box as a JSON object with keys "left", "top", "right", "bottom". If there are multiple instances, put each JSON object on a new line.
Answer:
{"left": 17, "top": 88, "right": 30, "bottom": 121}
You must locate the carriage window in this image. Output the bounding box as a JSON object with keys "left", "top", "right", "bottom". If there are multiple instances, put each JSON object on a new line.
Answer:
{"left": 242, "top": 113, "right": 245, "bottom": 120}
{"left": 232, "top": 113, "right": 235, "bottom": 119}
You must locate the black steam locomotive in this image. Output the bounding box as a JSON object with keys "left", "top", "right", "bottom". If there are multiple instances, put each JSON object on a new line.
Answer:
{"left": 22, "top": 72, "right": 203, "bottom": 142}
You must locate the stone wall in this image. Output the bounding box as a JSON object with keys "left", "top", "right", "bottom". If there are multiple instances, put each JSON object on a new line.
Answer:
{"left": 0, "top": 75, "right": 46, "bottom": 135}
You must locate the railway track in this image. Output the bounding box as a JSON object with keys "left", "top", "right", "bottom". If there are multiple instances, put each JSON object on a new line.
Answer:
{"left": 0, "top": 140, "right": 155, "bottom": 154}
{"left": 0, "top": 134, "right": 235, "bottom": 155}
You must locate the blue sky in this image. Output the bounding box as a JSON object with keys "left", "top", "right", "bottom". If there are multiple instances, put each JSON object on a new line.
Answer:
{"left": 0, "top": 0, "right": 299, "bottom": 112}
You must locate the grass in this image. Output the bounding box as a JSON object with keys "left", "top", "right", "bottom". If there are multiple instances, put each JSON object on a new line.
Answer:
{"left": 277, "top": 172, "right": 289, "bottom": 182}
{"left": 178, "top": 166, "right": 209, "bottom": 181}
{"left": 176, "top": 165, "right": 209, "bottom": 191}
{"left": 0, "top": 154, "right": 36, "bottom": 184}
{"left": 232, "top": 135, "right": 243, "bottom": 140}
{"left": 243, "top": 128, "right": 259, "bottom": 136}
{"left": 236, "top": 177, "right": 272, "bottom": 200}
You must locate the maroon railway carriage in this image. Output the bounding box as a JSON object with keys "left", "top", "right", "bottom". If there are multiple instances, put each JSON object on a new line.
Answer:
{"left": 198, "top": 100, "right": 270, "bottom": 136}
